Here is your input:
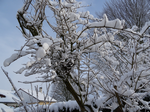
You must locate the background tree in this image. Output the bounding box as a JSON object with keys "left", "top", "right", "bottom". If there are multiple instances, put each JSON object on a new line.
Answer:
{"left": 3, "top": 0, "right": 150, "bottom": 112}
{"left": 51, "top": 81, "right": 74, "bottom": 102}
{"left": 96, "top": 0, "right": 150, "bottom": 28}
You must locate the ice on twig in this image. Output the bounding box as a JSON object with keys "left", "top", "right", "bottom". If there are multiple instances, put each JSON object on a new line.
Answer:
{"left": 15, "top": 67, "right": 26, "bottom": 74}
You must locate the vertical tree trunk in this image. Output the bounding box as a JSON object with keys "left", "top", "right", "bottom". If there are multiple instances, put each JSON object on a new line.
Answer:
{"left": 63, "top": 79, "right": 87, "bottom": 112}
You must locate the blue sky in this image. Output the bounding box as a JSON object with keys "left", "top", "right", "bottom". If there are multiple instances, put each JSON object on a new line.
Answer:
{"left": 0, "top": 0, "right": 108, "bottom": 91}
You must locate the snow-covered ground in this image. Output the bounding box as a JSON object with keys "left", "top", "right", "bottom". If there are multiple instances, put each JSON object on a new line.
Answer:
{"left": 14, "top": 100, "right": 79, "bottom": 112}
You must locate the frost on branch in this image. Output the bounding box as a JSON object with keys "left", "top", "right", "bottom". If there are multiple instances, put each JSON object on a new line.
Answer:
{"left": 3, "top": 0, "right": 150, "bottom": 111}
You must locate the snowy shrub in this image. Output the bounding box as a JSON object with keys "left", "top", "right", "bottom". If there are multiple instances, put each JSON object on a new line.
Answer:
{"left": 3, "top": 0, "right": 150, "bottom": 112}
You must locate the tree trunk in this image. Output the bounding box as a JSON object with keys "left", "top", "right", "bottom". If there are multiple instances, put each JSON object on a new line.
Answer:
{"left": 114, "top": 86, "right": 123, "bottom": 112}
{"left": 63, "top": 79, "right": 87, "bottom": 112}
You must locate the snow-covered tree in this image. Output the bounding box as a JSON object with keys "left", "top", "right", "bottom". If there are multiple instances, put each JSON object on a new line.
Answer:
{"left": 96, "top": 0, "right": 150, "bottom": 28}
{"left": 3, "top": 0, "right": 150, "bottom": 111}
